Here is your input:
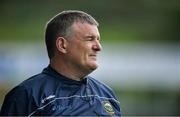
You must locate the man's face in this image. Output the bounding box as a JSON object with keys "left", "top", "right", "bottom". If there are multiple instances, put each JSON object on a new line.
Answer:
{"left": 65, "top": 22, "right": 102, "bottom": 74}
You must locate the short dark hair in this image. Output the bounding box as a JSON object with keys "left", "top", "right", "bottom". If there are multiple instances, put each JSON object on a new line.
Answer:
{"left": 45, "top": 10, "right": 99, "bottom": 59}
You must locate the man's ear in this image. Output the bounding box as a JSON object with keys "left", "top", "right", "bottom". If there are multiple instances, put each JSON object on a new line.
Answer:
{"left": 56, "top": 37, "right": 67, "bottom": 53}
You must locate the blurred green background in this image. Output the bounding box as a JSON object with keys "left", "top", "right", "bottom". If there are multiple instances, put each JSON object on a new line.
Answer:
{"left": 0, "top": 0, "right": 179, "bottom": 115}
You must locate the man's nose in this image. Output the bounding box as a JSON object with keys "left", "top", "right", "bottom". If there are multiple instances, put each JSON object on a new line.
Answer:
{"left": 92, "top": 40, "right": 102, "bottom": 51}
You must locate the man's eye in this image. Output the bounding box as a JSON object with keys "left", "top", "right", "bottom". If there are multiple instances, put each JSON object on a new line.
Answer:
{"left": 86, "top": 37, "right": 93, "bottom": 41}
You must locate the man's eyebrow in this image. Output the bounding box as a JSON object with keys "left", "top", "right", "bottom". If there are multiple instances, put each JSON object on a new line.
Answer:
{"left": 85, "top": 35, "right": 94, "bottom": 38}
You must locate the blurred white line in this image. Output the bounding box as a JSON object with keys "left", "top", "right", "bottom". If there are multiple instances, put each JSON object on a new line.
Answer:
{"left": 0, "top": 42, "right": 179, "bottom": 90}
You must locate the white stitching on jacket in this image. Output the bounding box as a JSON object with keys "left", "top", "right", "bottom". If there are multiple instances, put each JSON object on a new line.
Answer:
{"left": 28, "top": 95, "right": 120, "bottom": 117}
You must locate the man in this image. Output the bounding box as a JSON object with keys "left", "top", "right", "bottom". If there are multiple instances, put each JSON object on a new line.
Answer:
{"left": 0, "top": 10, "right": 121, "bottom": 116}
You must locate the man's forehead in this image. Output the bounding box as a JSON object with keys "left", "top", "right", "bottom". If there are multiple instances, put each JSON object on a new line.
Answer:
{"left": 70, "top": 22, "right": 99, "bottom": 34}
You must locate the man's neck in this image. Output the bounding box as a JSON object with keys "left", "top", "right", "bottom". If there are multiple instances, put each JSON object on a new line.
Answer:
{"left": 50, "top": 59, "right": 87, "bottom": 81}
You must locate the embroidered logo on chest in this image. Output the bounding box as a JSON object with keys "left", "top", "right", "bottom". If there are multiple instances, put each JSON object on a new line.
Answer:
{"left": 102, "top": 101, "right": 115, "bottom": 115}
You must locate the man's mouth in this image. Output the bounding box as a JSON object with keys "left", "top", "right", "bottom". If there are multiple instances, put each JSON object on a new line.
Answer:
{"left": 89, "top": 54, "right": 97, "bottom": 60}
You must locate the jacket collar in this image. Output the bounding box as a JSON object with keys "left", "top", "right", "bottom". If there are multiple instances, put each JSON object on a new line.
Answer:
{"left": 42, "top": 65, "right": 88, "bottom": 85}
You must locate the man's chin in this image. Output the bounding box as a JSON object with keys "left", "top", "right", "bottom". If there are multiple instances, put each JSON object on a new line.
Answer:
{"left": 89, "top": 63, "right": 98, "bottom": 70}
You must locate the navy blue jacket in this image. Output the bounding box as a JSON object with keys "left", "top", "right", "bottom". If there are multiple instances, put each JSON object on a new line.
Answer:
{"left": 0, "top": 66, "right": 121, "bottom": 116}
